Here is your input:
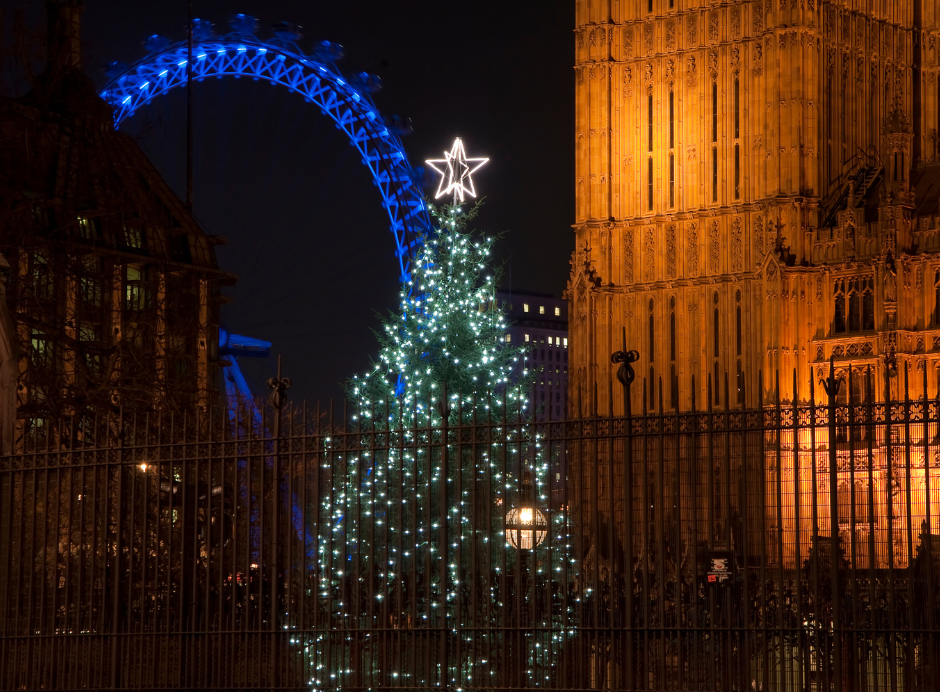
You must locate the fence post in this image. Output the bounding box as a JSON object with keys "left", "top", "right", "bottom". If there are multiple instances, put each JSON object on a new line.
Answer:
{"left": 611, "top": 327, "right": 637, "bottom": 689}
{"left": 109, "top": 407, "right": 125, "bottom": 691}
{"left": 822, "top": 356, "right": 843, "bottom": 690}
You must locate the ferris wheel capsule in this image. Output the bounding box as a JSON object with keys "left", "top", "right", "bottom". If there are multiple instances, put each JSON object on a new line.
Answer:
{"left": 229, "top": 13, "right": 258, "bottom": 35}
{"left": 192, "top": 18, "right": 214, "bottom": 41}
{"left": 143, "top": 34, "right": 169, "bottom": 54}
{"left": 272, "top": 21, "right": 302, "bottom": 43}
{"left": 350, "top": 72, "right": 382, "bottom": 94}
{"left": 313, "top": 40, "right": 344, "bottom": 63}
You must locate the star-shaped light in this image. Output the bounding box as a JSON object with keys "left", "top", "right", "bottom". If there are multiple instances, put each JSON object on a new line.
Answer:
{"left": 425, "top": 138, "right": 488, "bottom": 203}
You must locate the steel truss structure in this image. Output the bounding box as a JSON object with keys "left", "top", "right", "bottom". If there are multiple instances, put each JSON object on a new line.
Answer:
{"left": 100, "top": 28, "right": 431, "bottom": 285}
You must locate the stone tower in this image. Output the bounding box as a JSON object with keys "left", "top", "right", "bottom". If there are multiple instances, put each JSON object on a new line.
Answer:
{"left": 568, "top": 0, "right": 940, "bottom": 412}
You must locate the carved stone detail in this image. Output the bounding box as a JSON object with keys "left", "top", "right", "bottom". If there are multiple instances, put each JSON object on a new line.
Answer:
{"left": 709, "top": 221, "right": 720, "bottom": 274}
{"left": 688, "top": 15, "right": 698, "bottom": 46}
{"left": 688, "top": 223, "right": 699, "bottom": 277}
{"left": 666, "top": 226, "right": 677, "bottom": 279}
{"left": 709, "top": 12, "right": 719, "bottom": 43}
{"left": 731, "top": 218, "right": 743, "bottom": 272}
{"left": 624, "top": 230, "right": 635, "bottom": 283}
{"left": 645, "top": 227, "right": 656, "bottom": 282}
{"left": 644, "top": 22, "right": 655, "bottom": 55}
{"left": 754, "top": 215, "right": 764, "bottom": 267}
{"left": 686, "top": 56, "right": 697, "bottom": 88}
{"left": 730, "top": 8, "right": 741, "bottom": 40}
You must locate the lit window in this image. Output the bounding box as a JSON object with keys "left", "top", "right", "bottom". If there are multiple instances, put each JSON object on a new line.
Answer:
{"left": 523, "top": 303, "right": 530, "bottom": 312}
{"left": 31, "top": 253, "right": 52, "bottom": 299}
{"left": 505, "top": 334, "right": 511, "bottom": 343}
{"left": 124, "top": 225, "right": 144, "bottom": 250}
{"left": 77, "top": 216, "right": 96, "bottom": 241}
{"left": 563, "top": 338, "right": 568, "bottom": 348}
{"left": 554, "top": 307, "right": 560, "bottom": 316}
{"left": 525, "top": 334, "right": 530, "bottom": 342}
{"left": 539, "top": 305, "right": 545, "bottom": 314}
{"left": 126, "top": 266, "right": 151, "bottom": 311}
{"left": 31, "top": 329, "right": 51, "bottom": 368}
{"left": 548, "top": 337, "right": 553, "bottom": 345}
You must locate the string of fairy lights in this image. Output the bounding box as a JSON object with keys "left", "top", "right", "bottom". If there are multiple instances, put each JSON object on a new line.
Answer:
{"left": 301, "top": 140, "right": 576, "bottom": 689}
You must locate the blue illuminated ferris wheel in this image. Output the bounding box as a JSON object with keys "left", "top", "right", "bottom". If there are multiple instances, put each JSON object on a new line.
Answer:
{"left": 101, "top": 15, "right": 430, "bottom": 283}
{"left": 100, "top": 15, "right": 432, "bottom": 408}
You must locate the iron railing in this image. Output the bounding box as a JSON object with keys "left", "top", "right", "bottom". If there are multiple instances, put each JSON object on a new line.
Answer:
{"left": 3, "top": 368, "right": 940, "bottom": 691}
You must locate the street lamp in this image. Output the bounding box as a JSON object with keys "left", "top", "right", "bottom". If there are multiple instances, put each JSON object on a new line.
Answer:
{"left": 504, "top": 470, "right": 547, "bottom": 689}
{"left": 505, "top": 505, "right": 548, "bottom": 550}
{"left": 505, "top": 471, "right": 547, "bottom": 551}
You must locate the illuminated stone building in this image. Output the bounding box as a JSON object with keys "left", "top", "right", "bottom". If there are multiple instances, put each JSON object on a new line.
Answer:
{"left": 0, "top": 1, "right": 231, "bottom": 432}
{"left": 566, "top": 0, "right": 940, "bottom": 617}
{"left": 568, "top": 0, "right": 940, "bottom": 413}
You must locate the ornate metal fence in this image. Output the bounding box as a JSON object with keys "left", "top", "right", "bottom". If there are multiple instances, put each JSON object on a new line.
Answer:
{"left": 3, "top": 369, "right": 940, "bottom": 690}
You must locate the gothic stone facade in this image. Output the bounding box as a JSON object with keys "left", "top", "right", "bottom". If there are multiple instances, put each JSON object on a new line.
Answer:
{"left": 568, "top": 0, "right": 940, "bottom": 414}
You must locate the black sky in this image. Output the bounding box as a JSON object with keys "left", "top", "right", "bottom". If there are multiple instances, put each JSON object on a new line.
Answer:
{"left": 5, "top": 1, "right": 574, "bottom": 404}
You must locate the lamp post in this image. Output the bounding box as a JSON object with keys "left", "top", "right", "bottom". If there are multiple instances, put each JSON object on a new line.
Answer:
{"left": 505, "top": 471, "right": 547, "bottom": 687}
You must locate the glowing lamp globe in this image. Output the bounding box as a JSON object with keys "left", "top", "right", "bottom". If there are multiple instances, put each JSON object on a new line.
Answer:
{"left": 505, "top": 505, "right": 548, "bottom": 550}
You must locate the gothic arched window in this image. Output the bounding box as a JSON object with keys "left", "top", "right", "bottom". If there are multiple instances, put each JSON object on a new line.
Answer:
{"left": 668, "top": 86, "right": 676, "bottom": 209}
{"left": 934, "top": 270, "right": 940, "bottom": 326}
{"left": 648, "top": 91, "right": 655, "bottom": 211}
{"left": 711, "top": 81, "right": 719, "bottom": 203}
{"left": 862, "top": 278, "right": 874, "bottom": 330}
{"left": 848, "top": 282, "right": 861, "bottom": 332}
{"left": 735, "top": 290, "right": 743, "bottom": 404}
{"left": 733, "top": 78, "right": 740, "bottom": 200}
{"left": 669, "top": 86, "right": 676, "bottom": 209}
{"left": 855, "top": 481, "right": 869, "bottom": 525}
{"left": 833, "top": 279, "right": 846, "bottom": 334}
{"left": 670, "top": 297, "right": 677, "bottom": 361}
{"left": 649, "top": 299, "right": 656, "bottom": 408}
{"left": 713, "top": 292, "right": 720, "bottom": 406}
{"left": 838, "top": 481, "right": 852, "bottom": 525}
{"left": 836, "top": 277, "right": 874, "bottom": 334}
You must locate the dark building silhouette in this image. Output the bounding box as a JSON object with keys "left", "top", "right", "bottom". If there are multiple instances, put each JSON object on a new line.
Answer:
{"left": 0, "top": 1, "right": 232, "bottom": 435}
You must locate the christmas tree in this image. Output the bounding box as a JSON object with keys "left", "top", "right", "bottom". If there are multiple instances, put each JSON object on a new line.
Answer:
{"left": 350, "top": 201, "right": 528, "bottom": 424}
{"left": 306, "top": 201, "right": 574, "bottom": 689}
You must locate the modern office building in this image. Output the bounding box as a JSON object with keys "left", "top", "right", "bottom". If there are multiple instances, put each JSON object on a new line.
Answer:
{"left": 499, "top": 290, "right": 569, "bottom": 420}
{"left": 498, "top": 290, "right": 568, "bottom": 506}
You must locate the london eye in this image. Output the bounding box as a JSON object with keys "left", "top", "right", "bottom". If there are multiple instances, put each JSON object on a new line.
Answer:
{"left": 99, "top": 14, "right": 432, "bottom": 406}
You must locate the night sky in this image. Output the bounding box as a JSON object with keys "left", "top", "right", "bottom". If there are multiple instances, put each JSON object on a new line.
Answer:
{"left": 4, "top": 1, "right": 574, "bottom": 404}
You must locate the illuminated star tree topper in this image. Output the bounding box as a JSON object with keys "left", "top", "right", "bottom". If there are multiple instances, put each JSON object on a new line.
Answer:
{"left": 425, "top": 137, "right": 489, "bottom": 204}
